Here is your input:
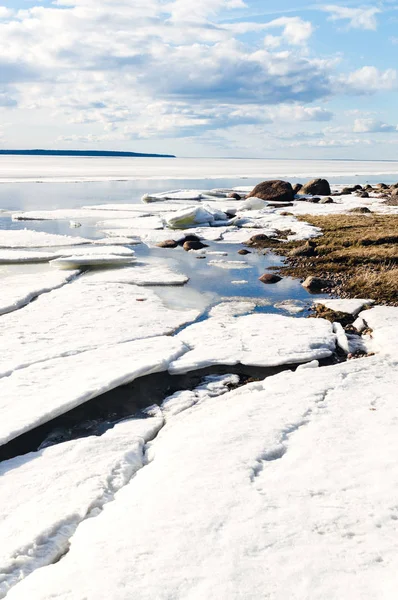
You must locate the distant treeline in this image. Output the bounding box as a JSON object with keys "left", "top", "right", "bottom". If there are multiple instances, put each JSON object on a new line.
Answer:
{"left": 0, "top": 149, "right": 176, "bottom": 158}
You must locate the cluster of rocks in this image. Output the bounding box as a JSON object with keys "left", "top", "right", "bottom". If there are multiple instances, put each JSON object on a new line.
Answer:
{"left": 247, "top": 178, "right": 332, "bottom": 204}
{"left": 156, "top": 235, "right": 208, "bottom": 252}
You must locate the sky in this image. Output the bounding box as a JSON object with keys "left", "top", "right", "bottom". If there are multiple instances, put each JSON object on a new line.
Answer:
{"left": 0, "top": 0, "right": 398, "bottom": 158}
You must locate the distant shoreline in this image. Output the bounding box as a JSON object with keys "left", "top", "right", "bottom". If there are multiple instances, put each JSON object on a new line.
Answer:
{"left": 0, "top": 150, "right": 176, "bottom": 158}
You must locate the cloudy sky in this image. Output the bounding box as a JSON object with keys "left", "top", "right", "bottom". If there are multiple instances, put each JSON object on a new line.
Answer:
{"left": 1, "top": 0, "right": 398, "bottom": 158}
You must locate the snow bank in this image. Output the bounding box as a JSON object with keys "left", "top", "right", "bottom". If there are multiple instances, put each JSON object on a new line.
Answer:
{"left": 359, "top": 306, "right": 398, "bottom": 358}
{"left": 0, "top": 417, "right": 163, "bottom": 598}
{"left": 0, "top": 336, "right": 186, "bottom": 446}
{"left": 8, "top": 355, "right": 398, "bottom": 599}
{"left": 169, "top": 313, "right": 336, "bottom": 373}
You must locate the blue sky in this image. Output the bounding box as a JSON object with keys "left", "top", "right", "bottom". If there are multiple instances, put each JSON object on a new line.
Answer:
{"left": 1, "top": 0, "right": 398, "bottom": 158}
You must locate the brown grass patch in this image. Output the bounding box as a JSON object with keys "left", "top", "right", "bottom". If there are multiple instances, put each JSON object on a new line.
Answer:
{"left": 249, "top": 214, "right": 398, "bottom": 304}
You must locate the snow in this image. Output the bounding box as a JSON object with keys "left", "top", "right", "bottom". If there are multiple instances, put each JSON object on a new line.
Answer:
{"left": 314, "top": 298, "right": 375, "bottom": 315}
{"left": 166, "top": 205, "right": 227, "bottom": 229}
{"left": 169, "top": 313, "right": 336, "bottom": 374}
{"left": 0, "top": 281, "right": 199, "bottom": 378}
{"left": 11, "top": 209, "right": 155, "bottom": 222}
{"left": 0, "top": 336, "right": 186, "bottom": 446}
{"left": 83, "top": 203, "right": 195, "bottom": 213}
{"left": 358, "top": 306, "right": 398, "bottom": 358}
{"left": 0, "top": 416, "right": 163, "bottom": 598}
{"left": 50, "top": 255, "right": 136, "bottom": 269}
{"left": 0, "top": 249, "right": 57, "bottom": 264}
{"left": 96, "top": 216, "right": 165, "bottom": 230}
{"left": 82, "top": 260, "right": 189, "bottom": 286}
{"left": 0, "top": 230, "right": 91, "bottom": 248}
{"left": 0, "top": 270, "right": 79, "bottom": 315}
{"left": 288, "top": 194, "right": 398, "bottom": 216}
{"left": 8, "top": 354, "right": 398, "bottom": 600}
{"left": 208, "top": 301, "right": 256, "bottom": 318}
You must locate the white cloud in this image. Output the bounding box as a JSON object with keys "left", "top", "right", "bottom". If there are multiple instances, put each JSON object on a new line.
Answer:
{"left": 353, "top": 118, "right": 398, "bottom": 133}
{"left": 321, "top": 5, "right": 381, "bottom": 30}
{"left": 226, "top": 16, "right": 314, "bottom": 45}
{"left": 342, "top": 66, "right": 398, "bottom": 93}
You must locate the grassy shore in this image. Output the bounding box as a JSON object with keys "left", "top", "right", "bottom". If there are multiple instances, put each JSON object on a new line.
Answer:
{"left": 247, "top": 214, "right": 398, "bottom": 305}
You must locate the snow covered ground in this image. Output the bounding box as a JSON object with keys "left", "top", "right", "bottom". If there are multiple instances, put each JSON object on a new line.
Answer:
{"left": 1, "top": 174, "right": 398, "bottom": 599}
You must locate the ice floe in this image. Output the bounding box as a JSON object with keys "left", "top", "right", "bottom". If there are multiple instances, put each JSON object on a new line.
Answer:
{"left": 0, "top": 416, "right": 163, "bottom": 598}
{"left": 208, "top": 260, "right": 252, "bottom": 269}
{"left": 83, "top": 260, "right": 189, "bottom": 286}
{"left": 0, "top": 336, "right": 186, "bottom": 446}
{"left": 0, "top": 281, "right": 199, "bottom": 378}
{"left": 166, "top": 205, "right": 228, "bottom": 229}
{"left": 0, "top": 249, "right": 58, "bottom": 264}
{"left": 0, "top": 270, "right": 79, "bottom": 316}
{"left": 169, "top": 313, "right": 336, "bottom": 374}
{"left": 359, "top": 306, "right": 398, "bottom": 358}
{"left": 96, "top": 216, "right": 165, "bottom": 230}
{"left": 8, "top": 355, "right": 398, "bottom": 599}
{"left": 0, "top": 230, "right": 91, "bottom": 248}
{"left": 50, "top": 255, "right": 136, "bottom": 270}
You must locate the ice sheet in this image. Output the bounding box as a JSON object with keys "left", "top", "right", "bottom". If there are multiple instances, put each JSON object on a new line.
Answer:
{"left": 0, "top": 230, "right": 91, "bottom": 248}
{"left": 83, "top": 261, "right": 188, "bottom": 286}
{"left": 0, "top": 270, "right": 79, "bottom": 315}
{"left": 0, "top": 336, "right": 186, "bottom": 446}
{"left": 169, "top": 313, "right": 336, "bottom": 373}
{"left": 314, "top": 298, "right": 375, "bottom": 316}
{"left": 8, "top": 355, "right": 398, "bottom": 599}
{"left": 0, "top": 281, "right": 199, "bottom": 378}
{"left": 0, "top": 417, "right": 163, "bottom": 598}
{"left": 359, "top": 306, "right": 398, "bottom": 358}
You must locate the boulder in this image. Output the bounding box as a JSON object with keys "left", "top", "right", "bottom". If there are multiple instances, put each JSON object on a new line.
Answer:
{"left": 247, "top": 180, "right": 294, "bottom": 203}
{"left": 302, "top": 276, "right": 332, "bottom": 292}
{"left": 319, "top": 197, "right": 334, "bottom": 204}
{"left": 348, "top": 207, "right": 372, "bottom": 214}
{"left": 228, "top": 192, "right": 242, "bottom": 200}
{"left": 178, "top": 234, "right": 201, "bottom": 246}
{"left": 341, "top": 187, "right": 355, "bottom": 195}
{"left": 292, "top": 183, "right": 303, "bottom": 194}
{"left": 238, "top": 249, "right": 251, "bottom": 255}
{"left": 183, "top": 241, "right": 208, "bottom": 251}
{"left": 259, "top": 273, "right": 282, "bottom": 284}
{"left": 301, "top": 178, "right": 331, "bottom": 196}
{"left": 358, "top": 192, "right": 369, "bottom": 198}
{"left": 307, "top": 197, "right": 320, "bottom": 204}
{"left": 156, "top": 239, "right": 178, "bottom": 248}
{"left": 289, "top": 243, "right": 316, "bottom": 257}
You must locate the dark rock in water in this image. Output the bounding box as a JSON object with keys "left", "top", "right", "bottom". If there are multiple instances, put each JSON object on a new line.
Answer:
{"left": 293, "top": 183, "right": 303, "bottom": 194}
{"left": 177, "top": 234, "right": 201, "bottom": 246}
{"left": 247, "top": 180, "right": 294, "bottom": 203}
{"left": 319, "top": 197, "right": 334, "bottom": 204}
{"left": 302, "top": 276, "right": 332, "bottom": 292}
{"left": 307, "top": 197, "right": 320, "bottom": 204}
{"left": 156, "top": 239, "right": 178, "bottom": 248}
{"left": 228, "top": 192, "right": 242, "bottom": 200}
{"left": 301, "top": 178, "right": 331, "bottom": 196}
{"left": 183, "top": 240, "right": 208, "bottom": 251}
{"left": 349, "top": 207, "right": 372, "bottom": 214}
{"left": 259, "top": 273, "right": 282, "bottom": 284}
{"left": 245, "top": 234, "right": 280, "bottom": 248}
{"left": 238, "top": 249, "right": 251, "bottom": 255}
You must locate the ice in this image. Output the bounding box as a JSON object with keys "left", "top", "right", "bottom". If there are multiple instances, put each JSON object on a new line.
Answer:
{"left": 208, "top": 260, "right": 252, "bottom": 269}
{"left": 58, "top": 245, "right": 135, "bottom": 257}
{"left": 231, "top": 279, "right": 248, "bottom": 285}
{"left": 96, "top": 216, "right": 165, "bottom": 230}
{"left": 314, "top": 298, "right": 375, "bottom": 315}
{"left": 9, "top": 354, "right": 398, "bottom": 599}
{"left": 0, "top": 336, "right": 186, "bottom": 446}
{"left": 0, "top": 249, "right": 57, "bottom": 264}
{"left": 12, "top": 209, "right": 155, "bottom": 222}
{"left": 50, "top": 255, "right": 137, "bottom": 270}
{"left": 358, "top": 306, "right": 398, "bottom": 358}
{"left": 169, "top": 313, "right": 336, "bottom": 374}
{"left": 82, "top": 260, "right": 189, "bottom": 286}
{"left": 274, "top": 300, "right": 307, "bottom": 314}
{"left": 142, "top": 190, "right": 205, "bottom": 202}
{"left": 0, "top": 417, "right": 163, "bottom": 598}
{"left": 0, "top": 281, "right": 199, "bottom": 378}
{"left": 161, "top": 374, "right": 239, "bottom": 418}
{"left": 166, "top": 205, "right": 227, "bottom": 229}
{"left": 83, "top": 203, "right": 195, "bottom": 213}
{"left": 208, "top": 301, "right": 256, "bottom": 318}
{"left": 0, "top": 230, "right": 91, "bottom": 248}
{"left": 288, "top": 194, "right": 398, "bottom": 216}
{"left": 0, "top": 270, "right": 79, "bottom": 316}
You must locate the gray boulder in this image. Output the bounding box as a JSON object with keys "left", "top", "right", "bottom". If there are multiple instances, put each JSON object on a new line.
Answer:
{"left": 247, "top": 180, "right": 294, "bottom": 203}
{"left": 301, "top": 179, "right": 331, "bottom": 196}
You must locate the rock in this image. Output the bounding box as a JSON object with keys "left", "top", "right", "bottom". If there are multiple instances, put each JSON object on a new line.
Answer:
{"left": 247, "top": 180, "right": 294, "bottom": 203}
{"left": 377, "top": 183, "right": 389, "bottom": 189}
{"left": 391, "top": 188, "right": 398, "bottom": 197}
{"left": 319, "top": 197, "right": 334, "bottom": 204}
{"left": 341, "top": 187, "right": 355, "bottom": 194}
{"left": 292, "top": 183, "right": 303, "bottom": 194}
{"left": 358, "top": 192, "right": 369, "bottom": 198}
{"left": 156, "top": 239, "right": 179, "bottom": 248}
{"left": 353, "top": 185, "right": 362, "bottom": 191}
{"left": 259, "top": 273, "right": 282, "bottom": 284}
{"left": 228, "top": 192, "right": 242, "bottom": 200}
{"left": 348, "top": 207, "right": 372, "bottom": 214}
{"left": 289, "top": 243, "right": 316, "bottom": 257}
{"left": 307, "top": 197, "right": 320, "bottom": 204}
{"left": 238, "top": 249, "right": 251, "bottom": 255}
{"left": 301, "top": 178, "right": 331, "bottom": 196}
{"left": 183, "top": 241, "right": 208, "bottom": 251}
{"left": 302, "top": 276, "right": 332, "bottom": 292}
{"left": 245, "top": 234, "right": 280, "bottom": 248}
{"left": 177, "top": 234, "right": 201, "bottom": 246}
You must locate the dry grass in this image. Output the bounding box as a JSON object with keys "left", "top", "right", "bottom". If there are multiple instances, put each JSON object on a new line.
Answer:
{"left": 249, "top": 214, "right": 398, "bottom": 304}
